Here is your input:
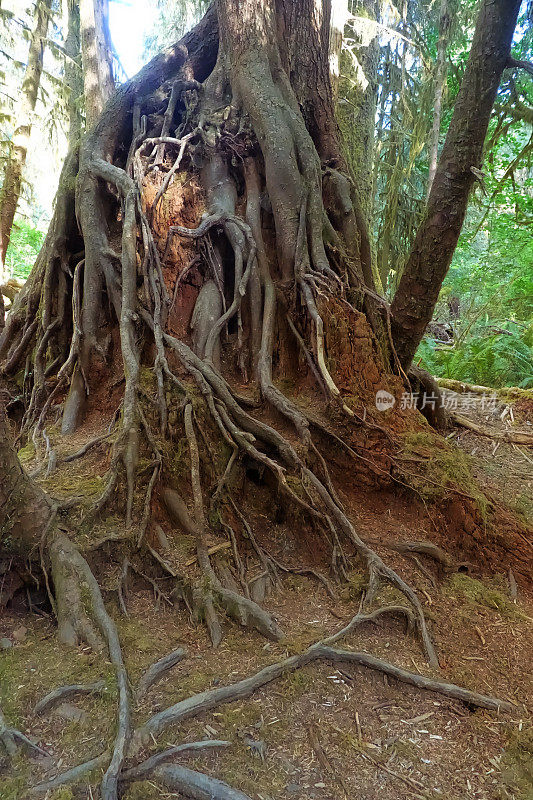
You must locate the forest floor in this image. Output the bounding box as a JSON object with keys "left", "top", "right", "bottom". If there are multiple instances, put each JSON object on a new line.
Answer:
{"left": 1, "top": 390, "right": 532, "bottom": 800}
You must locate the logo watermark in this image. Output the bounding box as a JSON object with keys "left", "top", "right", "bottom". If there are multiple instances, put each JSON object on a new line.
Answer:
{"left": 375, "top": 390, "right": 498, "bottom": 412}
{"left": 375, "top": 390, "right": 396, "bottom": 411}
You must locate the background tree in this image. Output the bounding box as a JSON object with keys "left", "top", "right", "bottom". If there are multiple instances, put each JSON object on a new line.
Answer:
{"left": 0, "top": 0, "right": 52, "bottom": 327}
{"left": 391, "top": 0, "right": 523, "bottom": 369}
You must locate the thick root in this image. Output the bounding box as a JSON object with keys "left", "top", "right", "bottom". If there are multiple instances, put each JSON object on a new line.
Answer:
{"left": 34, "top": 681, "right": 106, "bottom": 716}
{"left": 130, "top": 607, "right": 510, "bottom": 753}
{"left": 163, "top": 486, "right": 284, "bottom": 643}
{"left": 152, "top": 764, "right": 253, "bottom": 800}
{"left": 136, "top": 647, "right": 187, "bottom": 700}
{"left": 49, "top": 535, "right": 131, "bottom": 800}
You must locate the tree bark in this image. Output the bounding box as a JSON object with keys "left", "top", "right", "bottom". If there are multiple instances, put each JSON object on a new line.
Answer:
{"left": 80, "top": 0, "right": 115, "bottom": 128}
{"left": 0, "top": 0, "right": 52, "bottom": 271}
{"left": 426, "top": 0, "right": 451, "bottom": 198}
{"left": 390, "top": 0, "right": 521, "bottom": 370}
{"left": 64, "top": 0, "right": 83, "bottom": 144}
{"left": 0, "top": 398, "right": 52, "bottom": 554}
{"left": 338, "top": 0, "right": 380, "bottom": 228}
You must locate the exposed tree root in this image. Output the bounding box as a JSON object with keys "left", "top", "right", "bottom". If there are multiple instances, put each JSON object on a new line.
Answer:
{"left": 136, "top": 647, "right": 187, "bottom": 699}
{"left": 34, "top": 680, "right": 106, "bottom": 716}
{"left": 0, "top": 707, "right": 49, "bottom": 759}
{"left": 22, "top": 603, "right": 510, "bottom": 796}
{"left": 130, "top": 606, "right": 510, "bottom": 753}
{"left": 120, "top": 740, "right": 231, "bottom": 782}
{"left": 151, "top": 764, "right": 253, "bottom": 800}
{"left": 49, "top": 535, "right": 130, "bottom": 800}
{"left": 2, "top": 7, "right": 523, "bottom": 799}
{"left": 163, "top": 485, "right": 284, "bottom": 644}
{"left": 30, "top": 752, "right": 111, "bottom": 796}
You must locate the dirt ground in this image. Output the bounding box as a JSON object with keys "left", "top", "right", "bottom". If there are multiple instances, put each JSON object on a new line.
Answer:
{"left": 1, "top": 390, "right": 532, "bottom": 800}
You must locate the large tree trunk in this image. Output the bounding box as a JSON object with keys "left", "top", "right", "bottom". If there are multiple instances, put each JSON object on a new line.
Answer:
{"left": 390, "top": 0, "right": 521, "bottom": 370}
{"left": 0, "top": 4, "right": 530, "bottom": 795}
{"left": 0, "top": 0, "right": 51, "bottom": 275}
{"left": 0, "top": 398, "right": 52, "bottom": 554}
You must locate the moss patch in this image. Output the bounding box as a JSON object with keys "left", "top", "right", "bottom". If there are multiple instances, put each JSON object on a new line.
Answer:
{"left": 122, "top": 781, "right": 162, "bottom": 800}
{"left": 445, "top": 573, "right": 521, "bottom": 617}
{"left": 400, "top": 430, "right": 489, "bottom": 520}
{"left": 501, "top": 726, "right": 533, "bottom": 799}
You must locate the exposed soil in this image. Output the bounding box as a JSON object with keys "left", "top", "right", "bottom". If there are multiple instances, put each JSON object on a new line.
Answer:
{"left": 1, "top": 391, "right": 532, "bottom": 800}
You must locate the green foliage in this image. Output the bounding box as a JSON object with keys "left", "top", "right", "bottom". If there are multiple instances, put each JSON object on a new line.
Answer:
{"left": 416, "top": 204, "right": 533, "bottom": 388}
{"left": 4, "top": 220, "right": 44, "bottom": 280}
{"left": 418, "top": 328, "right": 533, "bottom": 388}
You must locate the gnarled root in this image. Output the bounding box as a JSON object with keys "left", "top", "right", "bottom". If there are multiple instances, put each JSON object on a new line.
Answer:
{"left": 130, "top": 605, "right": 510, "bottom": 753}
{"left": 136, "top": 647, "right": 187, "bottom": 700}
{"left": 34, "top": 681, "right": 106, "bottom": 716}
{"left": 1, "top": 707, "right": 49, "bottom": 759}
{"left": 163, "top": 485, "right": 284, "bottom": 644}
{"left": 152, "top": 764, "right": 253, "bottom": 800}
{"left": 49, "top": 535, "right": 130, "bottom": 800}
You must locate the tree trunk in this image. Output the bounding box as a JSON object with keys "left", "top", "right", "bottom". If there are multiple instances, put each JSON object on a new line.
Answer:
{"left": 0, "top": 398, "right": 52, "bottom": 554}
{"left": 80, "top": 0, "right": 115, "bottom": 128}
{"left": 338, "top": 0, "right": 380, "bottom": 228}
{"left": 390, "top": 0, "right": 521, "bottom": 370}
{"left": 0, "top": 0, "right": 52, "bottom": 272}
{"left": 426, "top": 0, "right": 451, "bottom": 198}
{"left": 64, "top": 0, "right": 83, "bottom": 144}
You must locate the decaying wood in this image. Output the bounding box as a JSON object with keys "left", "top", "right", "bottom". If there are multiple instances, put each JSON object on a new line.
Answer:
{"left": 450, "top": 411, "right": 533, "bottom": 445}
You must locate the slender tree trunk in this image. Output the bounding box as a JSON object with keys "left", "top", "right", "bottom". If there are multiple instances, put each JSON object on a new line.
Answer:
{"left": 338, "top": 0, "right": 380, "bottom": 228}
{"left": 0, "top": 0, "right": 52, "bottom": 271}
{"left": 426, "top": 0, "right": 451, "bottom": 198}
{"left": 64, "top": 0, "right": 83, "bottom": 144}
{"left": 391, "top": 0, "right": 521, "bottom": 370}
{"left": 80, "top": 0, "right": 115, "bottom": 128}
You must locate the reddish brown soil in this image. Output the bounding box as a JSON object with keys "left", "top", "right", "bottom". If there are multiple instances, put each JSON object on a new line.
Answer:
{"left": 2, "top": 388, "right": 532, "bottom": 799}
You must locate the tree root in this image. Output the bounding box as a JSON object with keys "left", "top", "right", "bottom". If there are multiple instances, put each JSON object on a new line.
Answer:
{"left": 151, "top": 764, "right": 253, "bottom": 800}
{"left": 0, "top": 707, "right": 49, "bottom": 758}
{"left": 120, "top": 740, "right": 231, "bottom": 782}
{"left": 130, "top": 606, "right": 510, "bottom": 753}
{"left": 34, "top": 680, "right": 106, "bottom": 716}
{"left": 49, "top": 535, "right": 131, "bottom": 800}
{"left": 136, "top": 647, "right": 187, "bottom": 700}
{"left": 30, "top": 752, "right": 110, "bottom": 795}
{"left": 163, "top": 486, "right": 284, "bottom": 644}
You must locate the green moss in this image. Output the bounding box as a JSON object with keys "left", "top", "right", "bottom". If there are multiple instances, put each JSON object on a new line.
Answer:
{"left": 217, "top": 745, "right": 286, "bottom": 796}
{"left": 501, "top": 726, "right": 533, "bottom": 799}
{"left": 0, "top": 623, "right": 114, "bottom": 727}
{"left": 213, "top": 700, "right": 261, "bottom": 730}
{"left": 0, "top": 755, "right": 31, "bottom": 800}
{"left": 510, "top": 493, "right": 533, "bottom": 526}
{"left": 139, "top": 365, "right": 156, "bottom": 392}
{"left": 278, "top": 668, "right": 314, "bottom": 700}
{"left": 342, "top": 569, "right": 366, "bottom": 602}
{"left": 49, "top": 789, "right": 74, "bottom": 800}
{"left": 16, "top": 441, "right": 35, "bottom": 465}
{"left": 40, "top": 469, "right": 105, "bottom": 499}
{"left": 122, "top": 781, "right": 162, "bottom": 800}
{"left": 401, "top": 430, "right": 489, "bottom": 520}
{"left": 445, "top": 574, "right": 521, "bottom": 617}
{"left": 164, "top": 435, "right": 189, "bottom": 484}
